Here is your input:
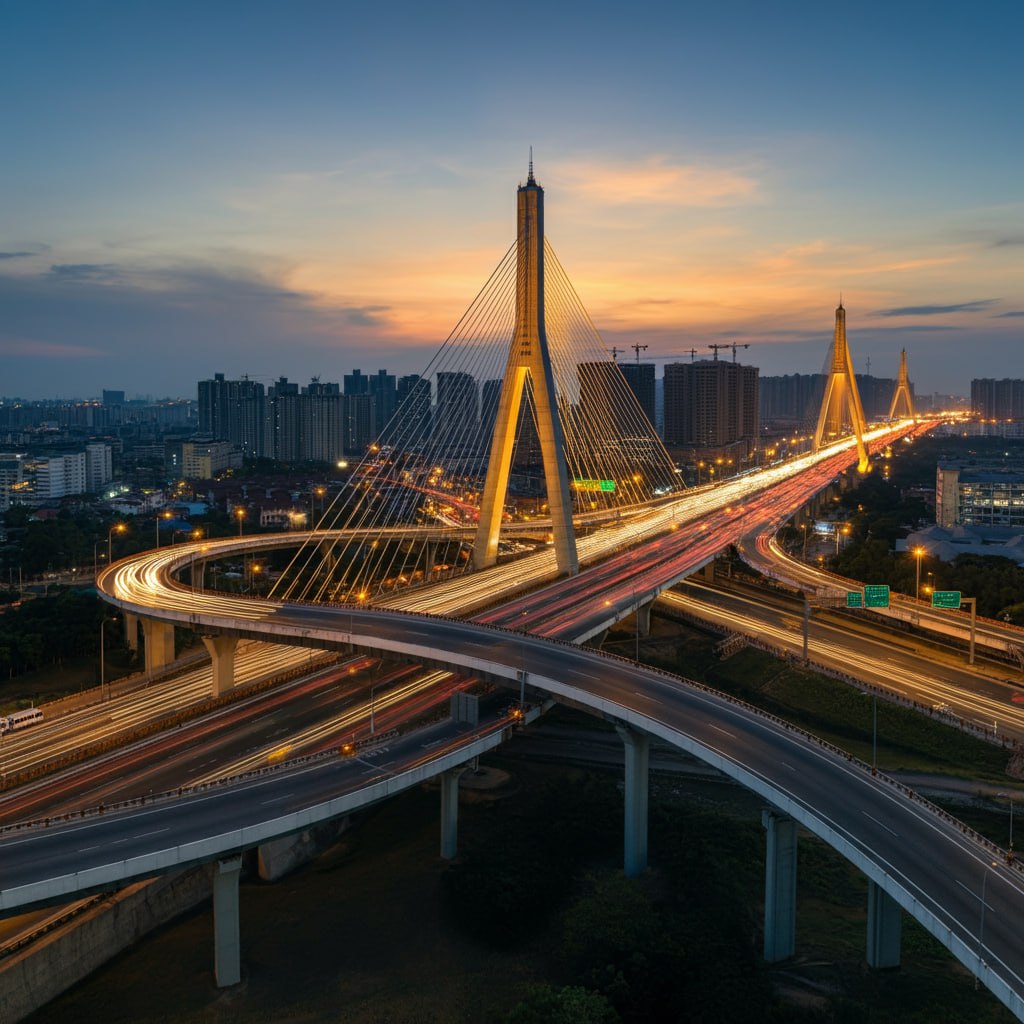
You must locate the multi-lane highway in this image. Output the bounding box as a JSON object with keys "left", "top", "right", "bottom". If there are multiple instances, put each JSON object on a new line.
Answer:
{"left": 663, "top": 578, "right": 1024, "bottom": 743}
{"left": 2, "top": 609, "right": 1023, "bottom": 1018}
{"left": 740, "top": 527, "right": 1024, "bottom": 662}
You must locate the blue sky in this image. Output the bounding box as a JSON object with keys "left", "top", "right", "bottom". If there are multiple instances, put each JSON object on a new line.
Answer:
{"left": 2, "top": 0, "right": 1021, "bottom": 399}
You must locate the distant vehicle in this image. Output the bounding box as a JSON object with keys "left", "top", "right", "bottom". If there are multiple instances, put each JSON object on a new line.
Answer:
{"left": 1010, "top": 691, "right": 1024, "bottom": 705}
{"left": 0, "top": 707, "right": 44, "bottom": 734}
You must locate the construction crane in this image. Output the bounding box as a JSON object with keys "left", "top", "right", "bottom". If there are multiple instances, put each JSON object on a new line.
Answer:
{"left": 610, "top": 346, "right": 623, "bottom": 361}
{"left": 631, "top": 343, "right": 649, "bottom": 363}
{"left": 708, "top": 343, "right": 751, "bottom": 362}
{"left": 646, "top": 349, "right": 699, "bottom": 362}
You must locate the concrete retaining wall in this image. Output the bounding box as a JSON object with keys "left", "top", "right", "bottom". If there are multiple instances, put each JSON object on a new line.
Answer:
{"left": 0, "top": 868, "right": 211, "bottom": 1023}
{"left": 0, "top": 814, "right": 352, "bottom": 1020}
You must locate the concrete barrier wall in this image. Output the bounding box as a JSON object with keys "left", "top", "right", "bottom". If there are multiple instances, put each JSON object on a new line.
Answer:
{"left": 0, "top": 868, "right": 210, "bottom": 1023}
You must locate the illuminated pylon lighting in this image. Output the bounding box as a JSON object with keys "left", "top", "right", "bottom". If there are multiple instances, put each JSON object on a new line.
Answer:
{"left": 473, "top": 161, "right": 578, "bottom": 576}
{"left": 887, "top": 348, "right": 916, "bottom": 421}
{"left": 813, "top": 302, "right": 870, "bottom": 474}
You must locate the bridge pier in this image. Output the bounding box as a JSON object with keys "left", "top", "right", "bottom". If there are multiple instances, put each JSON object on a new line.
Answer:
{"left": 866, "top": 880, "right": 902, "bottom": 968}
{"left": 615, "top": 725, "right": 650, "bottom": 877}
{"left": 212, "top": 855, "right": 242, "bottom": 987}
{"left": 123, "top": 612, "right": 139, "bottom": 652}
{"left": 702, "top": 561, "right": 715, "bottom": 582}
{"left": 142, "top": 618, "right": 175, "bottom": 673}
{"left": 762, "top": 808, "right": 798, "bottom": 961}
{"left": 634, "top": 601, "right": 653, "bottom": 638}
{"left": 202, "top": 635, "right": 238, "bottom": 696}
{"left": 440, "top": 766, "right": 468, "bottom": 859}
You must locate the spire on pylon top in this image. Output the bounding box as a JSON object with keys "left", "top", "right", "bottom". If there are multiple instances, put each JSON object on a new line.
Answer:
{"left": 527, "top": 147, "right": 535, "bottom": 185}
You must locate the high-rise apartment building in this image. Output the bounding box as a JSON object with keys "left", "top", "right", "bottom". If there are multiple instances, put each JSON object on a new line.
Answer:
{"left": 85, "top": 442, "right": 113, "bottom": 492}
{"left": 395, "top": 375, "right": 432, "bottom": 446}
{"left": 33, "top": 452, "right": 87, "bottom": 500}
{"left": 618, "top": 362, "right": 657, "bottom": 430}
{"left": 368, "top": 369, "right": 397, "bottom": 435}
{"left": 972, "top": 379, "right": 1024, "bottom": 420}
{"left": 663, "top": 360, "right": 759, "bottom": 449}
{"left": 435, "top": 372, "right": 478, "bottom": 451}
{"left": 198, "top": 373, "right": 266, "bottom": 458}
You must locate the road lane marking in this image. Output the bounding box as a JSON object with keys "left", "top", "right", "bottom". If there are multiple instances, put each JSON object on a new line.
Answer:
{"left": 861, "top": 811, "right": 899, "bottom": 838}
{"left": 780, "top": 761, "right": 796, "bottom": 771}
{"left": 632, "top": 691, "right": 661, "bottom": 704}
{"left": 260, "top": 793, "right": 295, "bottom": 805}
{"left": 707, "top": 723, "right": 735, "bottom": 738}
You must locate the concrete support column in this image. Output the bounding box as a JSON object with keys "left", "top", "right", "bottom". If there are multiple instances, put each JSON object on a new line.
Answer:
{"left": 616, "top": 725, "right": 650, "bottom": 877}
{"left": 702, "top": 561, "right": 715, "bottom": 582}
{"left": 866, "top": 880, "right": 902, "bottom": 968}
{"left": 202, "top": 635, "right": 238, "bottom": 697}
{"left": 424, "top": 541, "right": 437, "bottom": 580}
{"left": 142, "top": 618, "right": 175, "bottom": 673}
{"left": 762, "top": 808, "right": 798, "bottom": 962}
{"left": 635, "top": 601, "right": 653, "bottom": 638}
{"left": 440, "top": 766, "right": 467, "bottom": 859}
{"left": 123, "top": 612, "right": 139, "bottom": 652}
{"left": 213, "top": 855, "right": 242, "bottom": 987}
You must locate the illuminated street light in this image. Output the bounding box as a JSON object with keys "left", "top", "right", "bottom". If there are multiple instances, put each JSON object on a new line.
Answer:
{"left": 913, "top": 546, "right": 926, "bottom": 600}
{"left": 155, "top": 510, "right": 173, "bottom": 547}
{"left": 235, "top": 507, "right": 246, "bottom": 536}
{"left": 108, "top": 522, "right": 127, "bottom": 565}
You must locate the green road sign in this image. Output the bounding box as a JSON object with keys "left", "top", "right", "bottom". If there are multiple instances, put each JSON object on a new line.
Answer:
{"left": 846, "top": 591, "right": 863, "bottom": 608}
{"left": 574, "top": 479, "right": 617, "bottom": 493}
{"left": 931, "top": 590, "right": 962, "bottom": 609}
{"left": 864, "top": 584, "right": 890, "bottom": 608}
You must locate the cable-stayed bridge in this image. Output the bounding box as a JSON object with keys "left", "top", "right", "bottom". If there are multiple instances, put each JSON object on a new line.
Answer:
{"left": 7, "top": 166, "right": 1006, "bottom": 1016}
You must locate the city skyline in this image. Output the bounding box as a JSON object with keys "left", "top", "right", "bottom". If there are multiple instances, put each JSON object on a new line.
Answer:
{"left": 3, "top": 2, "right": 1022, "bottom": 400}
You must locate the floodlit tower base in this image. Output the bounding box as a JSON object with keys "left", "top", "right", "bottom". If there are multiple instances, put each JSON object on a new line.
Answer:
{"left": 473, "top": 166, "right": 579, "bottom": 575}
{"left": 813, "top": 303, "right": 870, "bottom": 474}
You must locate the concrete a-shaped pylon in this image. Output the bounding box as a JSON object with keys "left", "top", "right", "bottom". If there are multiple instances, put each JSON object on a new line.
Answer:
{"left": 887, "top": 348, "right": 916, "bottom": 421}
{"left": 813, "top": 303, "right": 871, "bottom": 474}
{"left": 473, "top": 166, "right": 579, "bottom": 575}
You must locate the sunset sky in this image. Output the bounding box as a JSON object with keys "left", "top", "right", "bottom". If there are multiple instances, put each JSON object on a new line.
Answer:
{"left": 3, "top": 1, "right": 1022, "bottom": 400}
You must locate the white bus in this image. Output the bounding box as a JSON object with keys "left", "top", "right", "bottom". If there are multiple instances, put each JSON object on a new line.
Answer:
{"left": 0, "top": 707, "right": 44, "bottom": 734}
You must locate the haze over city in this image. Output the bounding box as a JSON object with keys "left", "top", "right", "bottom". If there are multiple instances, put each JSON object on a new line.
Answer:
{"left": 2, "top": 0, "right": 1022, "bottom": 400}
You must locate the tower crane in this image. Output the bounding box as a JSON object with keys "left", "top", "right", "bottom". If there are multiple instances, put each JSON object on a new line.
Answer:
{"left": 708, "top": 343, "right": 751, "bottom": 362}
{"left": 631, "top": 343, "right": 649, "bottom": 363}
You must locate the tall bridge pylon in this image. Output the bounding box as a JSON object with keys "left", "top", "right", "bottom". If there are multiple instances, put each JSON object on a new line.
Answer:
{"left": 813, "top": 303, "right": 871, "bottom": 474}
{"left": 473, "top": 164, "right": 579, "bottom": 575}
{"left": 887, "top": 348, "right": 916, "bottom": 421}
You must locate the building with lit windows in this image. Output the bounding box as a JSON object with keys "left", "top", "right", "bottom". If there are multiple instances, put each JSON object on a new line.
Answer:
{"left": 936, "top": 464, "right": 1024, "bottom": 528}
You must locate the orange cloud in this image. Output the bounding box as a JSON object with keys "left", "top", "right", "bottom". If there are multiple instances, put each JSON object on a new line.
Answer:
{"left": 556, "top": 156, "right": 759, "bottom": 207}
{"left": 0, "top": 337, "right": 106, "bottom": 358}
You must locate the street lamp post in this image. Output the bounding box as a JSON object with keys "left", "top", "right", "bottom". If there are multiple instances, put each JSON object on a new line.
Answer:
{"left": 999, "top": 792, "right": 1014, "bottom": 856}
{"left": 913, "top": 546, "right": 925, "bottom": 600}
{"left": 155, "top": 511, "right": 171, "bottom": 547}
{"left": 633, "top": 588, "right": 641, "bottom": 661}
{"left": 862, "top": 690, "right": 878, "bottom": 774}
{"left": 99, "top": 615, "right": 118, "bottom": 701}
{"left": 311, "top": 486, "right": 326, "bottom": 530}
{"left": 235, "top": 507, "right": 246, "bottom": 536}
{"left": 108, "top": 522, "right": 126, "bottom": 564}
